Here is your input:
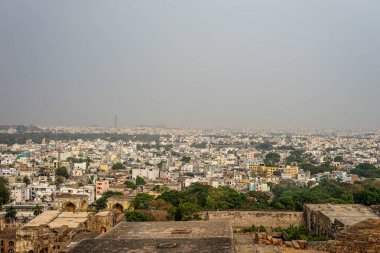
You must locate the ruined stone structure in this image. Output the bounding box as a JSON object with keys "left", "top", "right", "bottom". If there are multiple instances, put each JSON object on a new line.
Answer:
{"left": 69, "top": 221, "right": 235, "bottom": 253}
{"left": 54, "top": 194, "right": 89, "bottom": 212}
{"left": 15, "top": 210, "right": 114, "bottom": 253}
{"left": 332, "top": 218, "right": 380, "bottom": 253}
{"left": 201, "top": 211, "right": 303, "bottom": 228}
{"left": 106, "top": 195, "right": 132, "bottom": 213}
{"left": 0, "top": 228, "right": 16, "bottom": 253}
{"left": 303, "top": 204, "right": 379, "bottom": 239}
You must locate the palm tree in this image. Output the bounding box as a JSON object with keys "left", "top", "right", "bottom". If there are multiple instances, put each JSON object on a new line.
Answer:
{"left": 33, "top": 205, "right": 43, "bottom": 216}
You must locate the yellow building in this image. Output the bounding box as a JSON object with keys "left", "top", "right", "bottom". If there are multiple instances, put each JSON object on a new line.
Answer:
{"left": 245, "top": 159, "right": 264, "bottom": 171}
{"left": 99, "top": 163, "right": 110, "bottom": 171}
{"left": 283, "top": 166, "right": 299, "bottom": 178}
{"left": 263, "top": 166, "right": 278, "bottom": 175}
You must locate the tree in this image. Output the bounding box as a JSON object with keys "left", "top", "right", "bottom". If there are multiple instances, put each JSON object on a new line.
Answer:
{"left": 354, "top": 186, "right": 380, "bottom": 206}
{"left": 334, "top": 156, "right": 344, "bottom": 163}
{"left": 264, "top": 152, "right": 280, "bottom": 167}
{"left": 111, "top": 162, "right": 125, "bottom": 170}
{"left": 169, "top": 202, "right": 200, "bottom": 221}
{"left": 158, "top": 190, "right": 187, "bottom": 206}
{"left": 135, "top": 176, "right": 146, "bottom": 186}
{"left": 33, "top": 205, "right": 43, "bottom": 216}
{"left": 5, "top": 206, "right": 17, "bottom": 221}
{"left": 150, "top": 199, "right": 172, "bottom": 210}
{"left": 184, "top": 183, "right": 212, "bottom": 208}
{"left": 285, "top": 149, "right": 306, "bottom": 165}
{"left": 246, "top": 191, "right": 271, "bottom": 210}
{"left": 157, "top": 161, "right": 165, "bottom": 169}
{"left": 56, "top": 167, "right": 69, "bottom": 179}
{"left": 132, "top": 193, "right": 154, "bottom": 210}
{"left": 0, "top": 178, "right": 10, "bottom": 208}
{"left": 181, "top": 156, "right": 191, "bottom": 163}
{"left": 206, "top": 187, "right": 247, "bottom": 210}
{"left": 23, "top": 176, "right": 31, "bottom": 185}
{"left": 125, "top": 181, "right": 137, "bottom": 190}
{"left": 125, "top": 210, "right": 152, "bottom": 221}
{"left": 96, "top": 198, "right": 108, "bottom": 211}
{"left": 351, "top": 163, "right": 380, "bottom": 178}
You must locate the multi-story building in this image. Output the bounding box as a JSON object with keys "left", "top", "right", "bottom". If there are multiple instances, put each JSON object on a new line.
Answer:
{"left": 9, "top": 183, "right": 28, "bottom": 204}
{"left": 96, "top": 180, "right": 110, "bottom": 196}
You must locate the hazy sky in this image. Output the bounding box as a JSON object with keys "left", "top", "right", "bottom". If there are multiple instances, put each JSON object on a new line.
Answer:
{"left": 1, "top": 0, "right": 379, "bottom": 129}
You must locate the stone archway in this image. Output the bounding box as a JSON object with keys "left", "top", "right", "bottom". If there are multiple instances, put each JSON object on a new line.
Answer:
{"left": 100, "top": 227, "right": 107, "bottom": 234}
{"left": 80, "top": 200, "right": 88, "bottom": 211}
{"left": 63, "top": 202, "right": 76, "bottom": 212}
{"left": 112, "top": 203, "right": 123, "bottom": 213}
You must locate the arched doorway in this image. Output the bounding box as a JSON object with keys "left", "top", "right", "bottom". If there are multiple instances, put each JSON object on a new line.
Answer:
{"left": 112, "top": 203, "right": 123, "bottom": 213}
{"left": 63, "top": 202, "right": 76, "bottom": 212}
{"left": 100, "top": 227, "right": 107, "bottom": 234}
{"left": 80, "top": 201, "right": 88, "bottom": 211}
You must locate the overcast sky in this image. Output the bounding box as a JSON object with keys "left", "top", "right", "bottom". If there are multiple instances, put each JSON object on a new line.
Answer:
{"left": 1, "top": 0, "right": 379, "bottom": 129}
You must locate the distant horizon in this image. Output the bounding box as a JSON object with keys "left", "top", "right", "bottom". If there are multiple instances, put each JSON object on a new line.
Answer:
{"left": 0, "top": 123, "right": 379, "bottom": 132}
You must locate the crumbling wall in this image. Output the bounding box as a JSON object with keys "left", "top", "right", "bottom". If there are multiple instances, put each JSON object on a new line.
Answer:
{"left": 200, "top": 211, "right": 303, "bottom": 228}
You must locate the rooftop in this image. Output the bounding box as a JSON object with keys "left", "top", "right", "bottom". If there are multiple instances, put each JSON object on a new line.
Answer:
{"left": 305, "top": 204, "right": 379, "bottom": 227}
{"left": 69, "top": 221, "right": 234, "bottom": 253}
{"left": 23, "top": 211, "right": 91, "bottom": 229}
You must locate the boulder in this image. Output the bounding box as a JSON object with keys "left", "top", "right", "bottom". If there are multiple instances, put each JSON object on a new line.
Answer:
{"left": 285, "top": 241, "right": 293, "bottom": 247}
{"left": 292, "top": 240, "right": 301, "bottom": 249}
{"left": 297, "top": 240, "right": 307, "bottom": 249}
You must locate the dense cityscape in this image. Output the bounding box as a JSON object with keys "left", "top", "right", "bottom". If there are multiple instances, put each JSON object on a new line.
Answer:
{"left": 1, "top": 0, "right": 380, "bottom": 252}
{"left": 0, "top": 125, "right": 379, "bottom": 252}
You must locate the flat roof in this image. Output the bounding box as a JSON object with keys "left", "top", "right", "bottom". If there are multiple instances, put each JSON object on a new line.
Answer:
{"left": 306, "top": 204, "right": 379, "bottom": 226}
{"left": 23, "top": 211, "right": 91, "bottom": 229}
{"left": 69, "top": 221, "right": 234, "bottom": 253}
{"left": 99, "top": 220, "right": 233, "bottom": 240}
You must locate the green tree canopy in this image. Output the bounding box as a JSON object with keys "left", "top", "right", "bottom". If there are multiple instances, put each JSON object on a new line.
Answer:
{"left": 5, "top": 206, "right": 17, "bottom": 220}
{"left": 0, "top": 178, "right": 10, "bottom": 208}
{"left": 181, "top": 156, "right": 191, "bottom": 163}
{"left": 132, "top": 193, "right": 155, "bottom": 210}
{"left": 56, "top": 167, "right": 69, "bottom": 179}
{"left": 125, "top": 181, "right": 137, "bottom": 190}
{"left": 33, "top": 205, "right": 43, "bottom": 216}
{"left": 111, "top": 162, "right": 125, "bottom": 170}
{"left": 125, "top": 210, "right": 152, "bottom": 221}
{"left": 264, "top": 152, "right": 280, "bottom": 167}
{"left": 351, "top": 163, "right": 380, "bottom": 178}
{"left": 23, "top": 176, "right": 31, "bottom": 185}
{"left": 136, "top": 176, "right": 146, "bottom": 186}
{"left": 168, "top": 202, "right": 201, "bottom": 221}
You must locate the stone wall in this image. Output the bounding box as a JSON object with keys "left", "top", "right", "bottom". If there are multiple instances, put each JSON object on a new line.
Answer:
{"left": 200, "top": 211, "right": 303, "bottom": 229}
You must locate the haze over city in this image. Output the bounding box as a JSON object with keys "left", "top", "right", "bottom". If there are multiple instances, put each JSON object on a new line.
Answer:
{"left": 1, "top": 0, "right": 380, "bottom": 129}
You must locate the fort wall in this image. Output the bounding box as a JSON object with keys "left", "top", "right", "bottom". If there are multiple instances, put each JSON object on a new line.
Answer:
{"left": 200, "top": 211, "right": 303, "bottom": 228}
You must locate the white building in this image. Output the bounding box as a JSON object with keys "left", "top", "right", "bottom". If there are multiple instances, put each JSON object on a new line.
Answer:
{"left": 0, "top": 167, "right": 19, "bottom": 177}
{"left": 132, "top": 168, "right": 159, "bottom": 180}
{"left": 28, "top": 183, "right": 56, "bottom": 204}
{"left": 59, "top": 185, "right": 96, "bottom": 204}
{"left": 10, "top": 183, "right": 28, "bottom": 204}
